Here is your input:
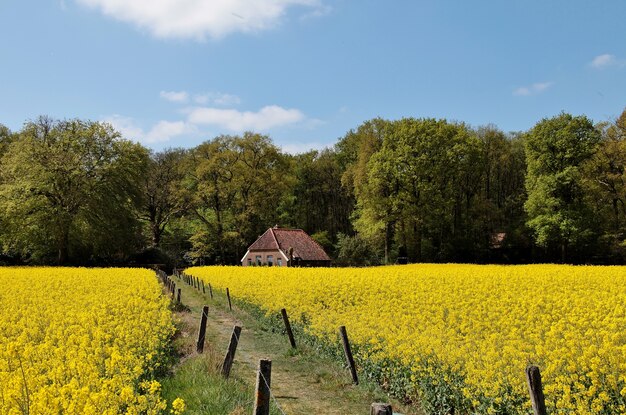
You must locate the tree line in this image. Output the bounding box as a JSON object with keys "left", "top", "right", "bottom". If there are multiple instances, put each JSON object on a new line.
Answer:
{"left": 0, "top": 109, "right": 624, "bottom": 267}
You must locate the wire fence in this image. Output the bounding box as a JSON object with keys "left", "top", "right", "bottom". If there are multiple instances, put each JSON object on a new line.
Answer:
{"left": 231, "top": 327, "right": 288, "bottom": 415}
{"left": 164, "top": 270, "right": 402, "bottom": 415}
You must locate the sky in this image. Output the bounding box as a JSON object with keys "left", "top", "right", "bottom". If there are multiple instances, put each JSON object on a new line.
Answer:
{"left": 0, "top": 0, "right": 625, "bottom": 154}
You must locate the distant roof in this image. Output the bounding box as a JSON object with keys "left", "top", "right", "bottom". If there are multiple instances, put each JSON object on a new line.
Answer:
{"left": 247, "top": 227, "right": 331, "bottom": 261}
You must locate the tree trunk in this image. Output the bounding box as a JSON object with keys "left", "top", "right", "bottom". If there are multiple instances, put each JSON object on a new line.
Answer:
{"left": 216, "top": 208, "right": 225, "bottom": 264}
{"left": 384, "top": 220, "right": 394, "bottom": 265}
{"left": 414, "top": 221, "right": 422, "bottom": 262}
{"left": 151, "top": 222, "right": 161, "bottom": 248}
{"left": 613, "top": 197, "right": 620, "bottom": 232}
{"left": 384, "top": 223, "right": 389, "bottom": 265}
{"left": 213, "top": 185, "right": 226, "bottom": 264}
{"left": 58, "top": 225, "right": 70, "bottom": 265}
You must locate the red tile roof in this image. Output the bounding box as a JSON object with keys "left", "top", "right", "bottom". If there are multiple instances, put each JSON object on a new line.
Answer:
{"left": 247, "top": 227, "right": 331, "bottom": 261}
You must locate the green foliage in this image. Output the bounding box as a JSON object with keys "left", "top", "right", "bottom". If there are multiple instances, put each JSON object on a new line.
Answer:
{"left": 2, "top": 107, "right": 626, "bottom": 265}
{"left": 337, "top": 119, "right": 390, "bottom": 262}
{"left": 0, "top": 124, "right": 13, "bottom": 155}
{"left": 348, "top": 118, "right": 495, "bottom": 262}
{"left": 310, "top": 230, "right": 333, "bottom": 254}
{"left": 184, "top": 132, "right": 290, "bottom": 264}
{"left": 141, "top": 148, "right": 189, "bottom": 248}
{"left": 334, "top": 233, "right": 380, "bottom": 266}
{"left": 524, "top": 112, "right": 601, "bottom": 260}
{"left": 281, "top": 149, "right": 353, "bottom": 240}
{"left": 0, "top": 116, "right": 148, "bottom": 264}
{"left": 581, "top": 108, "right": 626, "bottom": 261}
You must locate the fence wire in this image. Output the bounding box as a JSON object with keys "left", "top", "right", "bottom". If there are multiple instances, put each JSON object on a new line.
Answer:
{"left": 169, "top": 272, "right": 291, "bottom": 415}
{"left": 232, "top": 328, "right": 288, "bottom": 415}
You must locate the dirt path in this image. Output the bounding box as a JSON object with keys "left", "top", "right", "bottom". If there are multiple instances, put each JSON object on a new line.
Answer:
{"left": 207, "top": 307, "right": 373, "bottom": 414}
{"left": 172, "top": 276, "right": 418, "bottom": 415}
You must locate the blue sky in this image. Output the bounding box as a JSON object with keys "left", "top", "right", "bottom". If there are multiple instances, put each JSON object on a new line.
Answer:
{"left": 1, "top": 1, "right": 624, "bottom": 153}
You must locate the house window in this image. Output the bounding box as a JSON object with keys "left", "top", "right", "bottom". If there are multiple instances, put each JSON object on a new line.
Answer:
{"left": 277, "top": 258, "right": 282, "bottom": 266}
{"left": 255, "top": 255, "right": 262, "bottom": 265}
{"left": 247, "top": 258, "right": 252, "bottom": 266}
{"left": 267, "top": 255, "right": 273, "bottom": 266}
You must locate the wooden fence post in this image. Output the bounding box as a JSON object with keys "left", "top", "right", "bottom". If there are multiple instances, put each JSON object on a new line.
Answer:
{"left": 221, "top": 325, "right": 242, "bottom": 378}
{"left": 226, "top": 288, "right": 232, "bottom": 311}
{"left": 281, "top": 308, "right": 296, "bottom": 348}
{"left": 526, "top": 365, "right": 547, "bottom": 415}
{"left": 253, "top": 359, "right": 272, "bottom": 415}
{"left": 339, "top": 325, "right": 359, "bottom": 384}
{"left": 371, "top": 403, "right": 393, "bottom": 415}
{"left": 202, "top": 281, "right": 206, "bottom": 294}
{"left": 196, "top": 306, "right": 209, "bottom": 353}
{"left": 176, "top": 288, "right": 181, "bottom": 304}
{"left": 209, "top": 283, "right": 213, "bottom": 299}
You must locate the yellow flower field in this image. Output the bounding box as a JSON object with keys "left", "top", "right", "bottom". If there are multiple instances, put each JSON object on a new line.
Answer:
{"left": 188, "top": 264, "right": 626, "bottom": 414}
{"left": 0, "top": 267, "right": 175, "bottom": 415}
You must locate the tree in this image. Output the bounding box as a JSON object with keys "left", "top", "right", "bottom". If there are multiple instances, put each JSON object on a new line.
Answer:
{"left": 524, "top": 112, "right": 601, "bottom": 262}
{"left": 582, "top": 108, "right": 626, "bottom": 260}
{"left": 184, "top": 132, "right": 290, "bottom": 264}
{"left": 141, "top": 148, "right": 188, "bottom": 248}
{"left": 0, "top": 124, "right": 12, "bottom": 155}
{"left": 184, "top": 136, "right": 239, "bottom": 264}
{"left": 334, "top": 233, "right": 380, "bottom": 266}
{"left": 460, "top": 127, "right": 528, "bottom": 261}
{"left": 376, "top": 118, "right": 480, "bottom": 262}
{"left": 231, "top": 132, "right": 291, "bottom": 252}
{"left": 282, "top": 149, "right": 353, "bottom": 241}
{"left": 340, "top": 118, "right": 490, "bottom": 263}
{"left": 336, "top": 118, "right": 388, "bottom": 261}
{"left": 0, "top": 117, "right": 148, "bottom": 264}
{"left": 0, "top": 124, "right": 12, "bottom": 256}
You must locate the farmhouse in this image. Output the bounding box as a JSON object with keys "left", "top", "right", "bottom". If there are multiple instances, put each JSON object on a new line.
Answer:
{"left": 241, "top": 226, "right": 331, "bottom": 267}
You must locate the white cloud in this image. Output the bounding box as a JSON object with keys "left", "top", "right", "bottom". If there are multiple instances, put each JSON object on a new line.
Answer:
{"left": 193, "top": 92, "right": 241, "bottom": 106}
{"left": 590, "top": 54, "right": 625, "bottom": 69}
{"left": 513, "top": 82, "right": 553, "bottom": 97}
{"left": 104, "top": 115, "right": 144, "bottom": 140}
{"left": 300, "top": 3, "right": 332, "bottom": 20}
{"left": 160, "top": 90, "right": 189, "bottom": 103}
{"left": 160, "top": 90, "right": 241, "bottom": 106}
{"left": 193, "top": 95, "right": 210, "bottom": 105}
{"left": 148, "top": 120, "right": 196, "bottom": 143}
{"left": 212, "top": 93, "right": 242, "bottom": 106}
{"left": 75, "top": 0, "right": 326, "bottom": 40}
{"left": 280, "top": 141, "right": 331, "bottom": 155}
{"left": 187, "top": 105, "right": 305, "bottom": 131}
{"left": 104, "top": 115, "right": 196, "bottom": 144}
{"left": 591, "top": 54, "right": 616, "bottom": 69}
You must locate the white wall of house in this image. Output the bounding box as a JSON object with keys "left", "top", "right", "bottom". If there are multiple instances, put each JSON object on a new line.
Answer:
{"left": 241, "top": 250, "right": 288, "bottom": 267}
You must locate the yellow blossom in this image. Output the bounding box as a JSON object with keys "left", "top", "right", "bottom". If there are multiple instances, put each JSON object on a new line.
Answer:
{"left": 189, "top": 264, "right": 626, "bottom": 414}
